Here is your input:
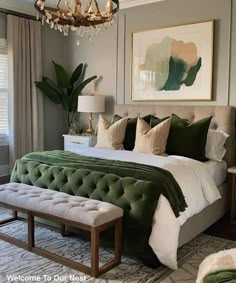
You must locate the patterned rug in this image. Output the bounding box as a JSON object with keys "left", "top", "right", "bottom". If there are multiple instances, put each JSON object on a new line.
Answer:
{"left": 0, "top": 209, "right": 235, "bottom": 283}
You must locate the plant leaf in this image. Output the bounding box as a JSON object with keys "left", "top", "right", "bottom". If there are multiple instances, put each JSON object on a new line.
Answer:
{"left": 35, "top": 81, "right": 61, "bottom": 104}
{"left": 44, "top": 77, "right": 70, "bottom": 111}
{"left": 69, "top": 75, "right": 97, "bottom": 112}
{"left": 53, "top": 61, "right": 70, "bottom": 88}
{"left": 70, "top": 63, "right": 83, "bottom": 85}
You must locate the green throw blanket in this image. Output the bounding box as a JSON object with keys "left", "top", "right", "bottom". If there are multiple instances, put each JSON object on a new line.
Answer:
{"left": 21, "top": 150, "right": 187, "bottom": 217}
{"left": 204, "top": 270, "right": 236, "bottom": 283}
{"left": 11, "top": 150, "right": 187, "bottom": 264}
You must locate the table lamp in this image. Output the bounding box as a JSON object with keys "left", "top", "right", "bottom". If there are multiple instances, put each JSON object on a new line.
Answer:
{"left": 77, "top": 95, "right": 105, "bottom": 135}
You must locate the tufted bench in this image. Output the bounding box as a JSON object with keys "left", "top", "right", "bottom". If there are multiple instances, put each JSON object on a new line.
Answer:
{"left": 0, "top": 183, "right": 123, "bottom": 277}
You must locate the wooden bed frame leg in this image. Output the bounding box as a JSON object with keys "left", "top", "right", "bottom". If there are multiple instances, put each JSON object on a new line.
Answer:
{"left": 91, "top": 227, "right": 100, "bottom": 277}
{"left": 28, "top": 211, "right": 35, "bottom": 251}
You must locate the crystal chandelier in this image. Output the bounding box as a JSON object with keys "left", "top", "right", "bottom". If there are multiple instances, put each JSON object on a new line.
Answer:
{"left": 34, "top": 0, "right": 119, "bottom": 43}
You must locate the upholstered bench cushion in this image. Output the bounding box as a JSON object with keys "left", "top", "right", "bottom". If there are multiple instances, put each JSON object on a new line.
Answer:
{"left": 0, "top": 183, "right": 123, "bottom": 227}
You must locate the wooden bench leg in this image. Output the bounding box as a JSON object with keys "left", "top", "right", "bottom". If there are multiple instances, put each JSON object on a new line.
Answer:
{"left": 91, "top": 227, "right": 100, "bottom": 277}
{"left": 12, "top": 211, "right": 18, "bottom": 220}
{"left": 28, "top": 211, "right": 35, "bottom": 251}
{"left": 60, "top": 224, "right": 66, "bottom": 237}
{"left": 0, "top": 210, "right": 18, "bottom": 225}
{"left": 114, "top": 218, "right": 122, "bottom": 264}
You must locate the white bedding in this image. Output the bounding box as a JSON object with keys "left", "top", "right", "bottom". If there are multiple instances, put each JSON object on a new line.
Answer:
{"left": 204, "top": 160, "right": 227, "bottom": 186}
{"left": 70, "top": 147, "right": 222, "bottom": 269}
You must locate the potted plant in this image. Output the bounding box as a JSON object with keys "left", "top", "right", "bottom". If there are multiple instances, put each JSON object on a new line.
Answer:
{"left": 35, "top": 61, "right": 97, "bottom": 132}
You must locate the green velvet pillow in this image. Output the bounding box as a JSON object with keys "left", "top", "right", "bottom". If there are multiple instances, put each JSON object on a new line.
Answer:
{"left": 150, "top": 115, "right": 170, "bottom": 128}
{"left": 166, "top": 114, "right": 212, "bottom": 161}
{"left": 113, "top": 115, "right": 151, "bottom": 151}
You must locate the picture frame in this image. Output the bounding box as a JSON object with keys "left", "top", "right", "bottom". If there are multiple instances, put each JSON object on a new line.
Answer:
{"left": 131, "top": 20, "right": 214, "bottom": 102}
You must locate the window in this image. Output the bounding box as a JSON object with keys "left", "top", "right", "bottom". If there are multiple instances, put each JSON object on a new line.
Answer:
{"left": 0, "top": 38, "right": 8, "bottom": 142}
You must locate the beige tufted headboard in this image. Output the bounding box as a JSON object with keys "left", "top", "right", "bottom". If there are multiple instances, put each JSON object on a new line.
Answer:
{"left": 114, "top": 105, "right": 236, "bottom": 167}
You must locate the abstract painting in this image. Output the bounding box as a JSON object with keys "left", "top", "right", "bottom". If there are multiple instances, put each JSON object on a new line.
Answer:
{"left": 132, "top": 21, "right": 214, "bottom": 101}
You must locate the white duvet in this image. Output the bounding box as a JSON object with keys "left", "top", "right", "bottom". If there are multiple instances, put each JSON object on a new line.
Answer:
{"left": 70, "top": 147, "right": 221, "bottom": 270}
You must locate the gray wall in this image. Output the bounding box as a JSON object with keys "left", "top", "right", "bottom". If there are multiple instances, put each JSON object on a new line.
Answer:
{"left": 68, "top": 24, "right": 118, "bottom": 127}
{"left": 42, "top": 25, "right": 67, "bottom": 150}
{"left": 121, "top": 0, "right": 232, "bottom": 105}
{"left": 68, "top": 0, "right": 236, "bottom": 125}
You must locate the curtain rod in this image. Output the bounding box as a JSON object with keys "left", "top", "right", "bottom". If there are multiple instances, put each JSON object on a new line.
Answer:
{"left": 0, "top": 8, "right": 37, "bottom": 21}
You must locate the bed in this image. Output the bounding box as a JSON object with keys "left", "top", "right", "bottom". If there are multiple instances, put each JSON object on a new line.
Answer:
{"left": 114, "top": 106, "right": 234, "bottom": 235}
{"left": 10, "top": 105, "right": 235, "bottom": 270}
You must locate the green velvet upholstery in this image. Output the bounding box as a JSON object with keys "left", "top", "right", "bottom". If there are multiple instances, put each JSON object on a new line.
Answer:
{"left": 204, "top": 270, "right": 236, "bottom": 283}
{"left": 150, "top": 115, "right": 170, "bottom": 128}
{"left": 113, "top": 115, "right": 151, "bottom": 151}
{"left": 20, "top": 150, "right": 187, "bottom": 217}
{"left": 166, "top": 114, "right": 212, "bottom": 161}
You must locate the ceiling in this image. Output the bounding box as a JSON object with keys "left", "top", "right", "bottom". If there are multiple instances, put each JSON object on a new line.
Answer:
{"left": 0, "top": 0, "right": 165, "bottom": 15}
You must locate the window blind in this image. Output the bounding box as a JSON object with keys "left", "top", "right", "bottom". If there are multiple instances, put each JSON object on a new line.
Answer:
{"left": 0, "top": 39, "right": 8, "bottom": 136}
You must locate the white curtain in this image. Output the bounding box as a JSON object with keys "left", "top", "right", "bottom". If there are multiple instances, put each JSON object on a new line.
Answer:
{"left": 7, "top": 15, "right": 44, "bottom": 169}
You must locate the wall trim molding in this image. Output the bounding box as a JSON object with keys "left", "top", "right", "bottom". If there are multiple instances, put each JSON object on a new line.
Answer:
{"left": 0, "top": 165, "right": 9, "bottom": 177}
{"left": 120, "top": 0, "right": 165, "bottom": 9}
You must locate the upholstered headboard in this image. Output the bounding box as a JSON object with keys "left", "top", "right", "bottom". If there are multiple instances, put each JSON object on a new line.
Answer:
{"left": 114, "top": 105, "right": 236, "bottom": 167}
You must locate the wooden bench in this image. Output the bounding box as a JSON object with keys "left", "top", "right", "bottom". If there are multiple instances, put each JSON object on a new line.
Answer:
{"left": 0, "top": 183, "right": 123, "bottom": 278}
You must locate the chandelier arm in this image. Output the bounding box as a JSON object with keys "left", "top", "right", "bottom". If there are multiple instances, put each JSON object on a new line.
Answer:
{"left": 74, "top": 0, "right": 81, "bottom": 16}
{"left": 56, "top": 0, "right": 62, "bottom": 9}
{"left": 94, "top": 0, "right": 101, "bottom": 15}
{"left": 85, "top": 0, "right": 93, "bottom": 14}
{"left": 65, "top": 0, "right": 71, "bottom": 12}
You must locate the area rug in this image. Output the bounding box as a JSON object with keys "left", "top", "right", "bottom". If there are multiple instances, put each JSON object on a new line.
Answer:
{"left": 0, "top": 209, "right": 235, "bottom": 283}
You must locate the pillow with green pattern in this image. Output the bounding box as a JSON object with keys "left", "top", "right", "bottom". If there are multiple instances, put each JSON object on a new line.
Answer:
{"left": 166, "top": 114, "right": 212, "bottom": 161}
{"left": 113, "top": 115, "right": 151, "bottom": 151}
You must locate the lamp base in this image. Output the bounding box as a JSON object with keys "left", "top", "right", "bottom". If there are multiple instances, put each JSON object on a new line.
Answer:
{"left": 86, "top": 113, "right": 95, "bottom": 136}
{"left": 86, "top": 127, "right": 95, "bottom": 135}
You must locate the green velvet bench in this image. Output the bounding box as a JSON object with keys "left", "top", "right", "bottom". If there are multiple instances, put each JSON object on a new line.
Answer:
{"left": 0, "top": 182, "right": 123, "bottom": 278}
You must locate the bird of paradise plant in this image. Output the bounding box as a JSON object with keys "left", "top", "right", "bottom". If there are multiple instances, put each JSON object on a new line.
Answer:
{"left": 35, "top": 61, "right": 97, "bottom": 131}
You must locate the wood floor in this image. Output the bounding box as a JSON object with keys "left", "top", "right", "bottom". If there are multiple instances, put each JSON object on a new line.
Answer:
{"left": 204, "top": 213, "right": 236, "bottom": 241}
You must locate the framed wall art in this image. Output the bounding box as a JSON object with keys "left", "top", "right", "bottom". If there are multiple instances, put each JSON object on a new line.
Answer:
{"left": 132, "top": 20, "right": 214, "bottom": 101}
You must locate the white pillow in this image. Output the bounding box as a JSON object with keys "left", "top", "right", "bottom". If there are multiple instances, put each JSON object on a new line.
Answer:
{"left": 205, "top": 129, "right": 229, "bottom": 161}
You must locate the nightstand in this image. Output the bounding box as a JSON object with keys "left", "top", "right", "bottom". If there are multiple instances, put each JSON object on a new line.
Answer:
{"left": 63, "top": 135, "right": 97, "bottom": 152}
{"left": 227, "top": 166, "right": 236, "bottom": 223}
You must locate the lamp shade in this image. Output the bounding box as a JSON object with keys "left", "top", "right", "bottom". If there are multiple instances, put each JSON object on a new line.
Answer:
{"left": 77, "top": 95, "right": 105, "bottom": 113}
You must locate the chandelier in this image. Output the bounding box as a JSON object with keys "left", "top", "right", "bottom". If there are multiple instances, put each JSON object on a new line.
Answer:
{"left": 34, "top": 0, "right": 119, "bottom": 43}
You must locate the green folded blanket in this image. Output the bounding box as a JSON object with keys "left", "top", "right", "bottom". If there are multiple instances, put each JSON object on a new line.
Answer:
{"left": 204, "top": 270, "right": 236, "bottom": 283}
{"left": 21, "top": 150, "right": 187, "bottom": 217}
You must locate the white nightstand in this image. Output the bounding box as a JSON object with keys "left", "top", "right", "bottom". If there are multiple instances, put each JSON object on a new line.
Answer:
{"left": 63, "top": 135, "right": 97, "bottom": 152}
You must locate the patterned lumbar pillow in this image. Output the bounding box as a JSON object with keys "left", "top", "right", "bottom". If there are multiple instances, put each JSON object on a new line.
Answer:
{"left": 95, "top": 115, "right": 128, "bottom": 150}
{"left": 133, "top": 117, "right": 171, "bottom": 155}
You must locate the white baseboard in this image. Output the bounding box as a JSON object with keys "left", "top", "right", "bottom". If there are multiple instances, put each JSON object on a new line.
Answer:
{"left": 0, "top": 165, "right": 9, "bottom": 177}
